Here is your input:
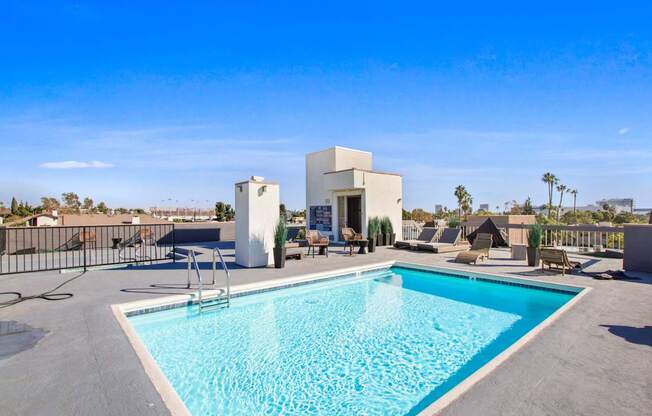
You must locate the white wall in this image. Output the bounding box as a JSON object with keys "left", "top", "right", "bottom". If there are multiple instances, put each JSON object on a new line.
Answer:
{"left": 334, "top": 147, "right": 372, "bottom": 171}
{"left": 362, "top": 172, "right": 403, "bottom": 239}
{"left": 235, "top": 180, "right": 279, "bottom": 267}
{"left": 36, "top": 216, "right": 58, "bottom": 227}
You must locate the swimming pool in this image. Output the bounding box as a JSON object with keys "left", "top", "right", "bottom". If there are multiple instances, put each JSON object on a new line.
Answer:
{"left": 123, "top": 264, "right": 581, "bottom": 416}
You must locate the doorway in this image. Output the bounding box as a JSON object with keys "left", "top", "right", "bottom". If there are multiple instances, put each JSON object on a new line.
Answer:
{"left": 346, "top": 196, "right": 362, "bottom": 234}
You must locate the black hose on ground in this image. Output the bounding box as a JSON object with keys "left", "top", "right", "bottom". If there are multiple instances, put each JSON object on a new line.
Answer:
{"left": 0, "top": 271, "right": 85, "bottom": 309}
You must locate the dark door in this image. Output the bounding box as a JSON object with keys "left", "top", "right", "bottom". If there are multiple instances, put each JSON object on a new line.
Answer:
{"left": 346, "top": 196, "right": 362, "bottom": 234}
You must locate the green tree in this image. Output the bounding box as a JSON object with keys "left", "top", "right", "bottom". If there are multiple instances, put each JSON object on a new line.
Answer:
{"left": 16, "top": 201, "right": 34, "bottom": 217}
{"left": 541, "top": 172, "right": 558, "bottom": 218}
{"left": 454, "top": 185, "right": 473, "bottom": 217}
{"left": 410, "top": 208, "right": 433, "bottom": 223}
{"left": 461, "top": 194, "right": 473, "bottom": 216}
{"left": 279, "top": 203, "right": 287, "bottom": 221}
{"left": 509, "top": 200, "right": 523, "bottom": 215}
{"left": 224, "top": 204, "right": 235, "bottom": 221}
{"left": 523, "top": 197, "right": 535, "bottom": 215}
{"left": 10, "top": 197, "right": 18, "bottom": 215}
{"left": 454, "top": 185, "right": 466, "bottom": 218}
{"left": 560, "top": 210, "right": 594, "bottom": 225}
{"left": 593, "top": 203, "right": 616, "bottom": 223}
{"left": 215, "top": 201, "right": 226, "bottom": 221}
{"left": 61, "top": 192, "right": 81, "bottom": 213}
{"left": 569, "top": 189, "right": 578, "bottom": 214}
{"left": 402, "top": 209, "right": 411, "bottom": 220}
{"left": 96, "top": 201, "right": 108, "bottom": 214}
{"left": 82, "top": 197, "right": 94, "bottom": 212}
{"left": 556, "top": 184, "right": 567, "bottom": 220}
{"left": 613, "top": 212, "right": 642, "bottom": 225}
{"left": 40, "top": 196, "right": 60, "bottom": 211}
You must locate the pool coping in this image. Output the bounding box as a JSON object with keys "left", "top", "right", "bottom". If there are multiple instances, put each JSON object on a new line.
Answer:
{"left": 111, "top": 260, "right": 590, "bottom": 416}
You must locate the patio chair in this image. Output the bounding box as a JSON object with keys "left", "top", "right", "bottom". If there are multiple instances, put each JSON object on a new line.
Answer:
{"left": 455, "top": 233, "right": 493, "bottom": 264}
{"left": 79, "top": 231, "right": 97, "bottom": 250}
{"left": 118, "top": 228, "right": 156, "bottom": 260}
{"left": 341, "top": 227, "right": 364, "bottom": 255}
{"left": 306, "top": 230, "right": 329, "bottom": 258}
{"left": 394, "top": 227, "right": 440, "bottom": 250}
{"left": 540, "top": 248, "right": 582, "bottom": 276}
{"left": 417, "top": 228, "right": 467, "bottom": 253}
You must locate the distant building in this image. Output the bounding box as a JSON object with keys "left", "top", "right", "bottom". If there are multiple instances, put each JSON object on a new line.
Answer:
{"left": 596, "top": 198, "right": 634, "bottom": 213}
{"left": 58, "top": 213, "right": 168, "bottom": 226}
{"left": 434, "top": 205, "right": 443, "bottom": 214}
{"left": 3, "top": 211, "right": 169, "bottom": 227}
{"left": 479, "top": 203, "right": 490, "bottom": 211}
{"left": 0, "top": 207, "right": 10, "bottom": 224}
{"left": 150, "top": 207, "right": 215, "bottom": 222}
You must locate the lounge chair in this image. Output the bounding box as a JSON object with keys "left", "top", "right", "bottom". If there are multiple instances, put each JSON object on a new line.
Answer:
{"left": 79, "top": 231, "right": 97, "bottom": 250}
{"left": 118, "top": 228, "right": 156, "bottom": 260}
{"left": 540, "top": 248, "right": 582, "bottom": 276}
{"left": 455, "top": 233, "right": 493, "bottom": 264}
{"left": 416, "top": 228, "right": 467, "bottom": 253}
{"left": 306, "top": 230, "right": 329, "bottom": 258}
{"left": 394, "top": 227, "right": 440, "bottom": 250}
{"left": 341, "top": 227, "right": 363, "bottom": 255}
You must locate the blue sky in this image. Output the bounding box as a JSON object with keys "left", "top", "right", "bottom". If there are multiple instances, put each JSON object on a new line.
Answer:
{"left": 1, "top": 2, "right": 651, "bottom": 210}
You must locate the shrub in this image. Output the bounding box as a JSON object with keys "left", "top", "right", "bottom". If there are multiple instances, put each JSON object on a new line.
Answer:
{"left": 528, "top": 223, "right": 542, "bottom": 248}
{"left": 385, "top": 217, "right": 393, "bottom": 235}
{"left": 273, "top": 216, "right": 288, "bottom": 249}
{"left": 447, "top": 217, "right": 460, "bottom": 228}
{"left": 367, "top": 217, "right": 380, "bottom": 239}
{"left": 380, "top": 216, "right": 391, "bottom": 234}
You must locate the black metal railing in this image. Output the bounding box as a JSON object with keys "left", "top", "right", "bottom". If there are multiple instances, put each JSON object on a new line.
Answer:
{"left": 0, "top": 224, "right": 175, "bottom": 275}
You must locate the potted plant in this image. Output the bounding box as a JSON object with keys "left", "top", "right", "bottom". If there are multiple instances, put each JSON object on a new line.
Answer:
{"left": 367, "top": 218, "right": 378, "bottom": 253}
{"left": 385, "top": 217, "right": 396, "bottom": 245}
{"left": 379, "top": 217, "right": 389, "bottom": 246}
{"left": 373, "top": 217, "right": 383, "bottom": 247}
{"left": 527, "top": 223, "right": 542, "bottom": 267}
{"left": 273, "top": 216, "right": 288, "bottom": 268}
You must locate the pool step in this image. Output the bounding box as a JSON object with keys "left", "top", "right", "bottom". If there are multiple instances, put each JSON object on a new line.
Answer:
{"left": 199, "top": 296, "right": 229, "bottom": 311}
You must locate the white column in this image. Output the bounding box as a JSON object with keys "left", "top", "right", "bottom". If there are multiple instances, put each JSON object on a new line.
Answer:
{"left": 235, "top": 177, "right": 280, "bottom": 268}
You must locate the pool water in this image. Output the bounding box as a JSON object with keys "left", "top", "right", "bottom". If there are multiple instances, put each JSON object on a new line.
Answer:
{"left": 128, "top": 266, "right": 575, "bottom": 415}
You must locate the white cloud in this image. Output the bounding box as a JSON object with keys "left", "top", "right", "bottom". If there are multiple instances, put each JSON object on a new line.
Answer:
{"left": 618, "top": 127, "right": 630, "bottom": 135}
{"left": 39, "top": 160, "right": 114, "bottom": 169}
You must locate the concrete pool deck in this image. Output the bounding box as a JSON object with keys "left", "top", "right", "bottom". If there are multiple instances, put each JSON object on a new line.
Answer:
{"left": 1, "top": 243, "right": 650, "bottom": 415}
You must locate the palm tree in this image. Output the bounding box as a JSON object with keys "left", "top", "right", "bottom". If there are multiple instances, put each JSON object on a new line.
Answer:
{"left": 570, "top": 189, "right": 578, "bottom": 214}
{"left": 556, "top": 184, "right": 567, "bottom": 220}
{"left": 462, "top": 194, "right": 473, "bottom": 216}
{"left": 541, "top": 173, "right": 558, "bottom": 218}
{"left": 454, "top": 185, "right": 466, "bottom": 218}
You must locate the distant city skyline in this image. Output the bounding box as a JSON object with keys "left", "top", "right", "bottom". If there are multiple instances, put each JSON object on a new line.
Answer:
{"left": 1, "top": 3, "right": 651, "bottom": 209}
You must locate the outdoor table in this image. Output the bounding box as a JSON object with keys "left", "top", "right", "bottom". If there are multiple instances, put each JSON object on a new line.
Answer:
{"left": 348, "top": 239, "right": 368, "bottom": 255}
{"left": 356, "top": 239, "right": 368, "bottom": 254}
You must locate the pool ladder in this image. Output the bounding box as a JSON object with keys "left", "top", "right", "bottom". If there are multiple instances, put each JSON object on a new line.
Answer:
{"left": 186, "top": 248, "right": 231, "bottom": 311}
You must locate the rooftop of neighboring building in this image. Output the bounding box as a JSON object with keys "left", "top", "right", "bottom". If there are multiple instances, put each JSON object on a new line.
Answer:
{"left": 58, "top": 213, "right": 170, "bottom": 226}
{"left": 323, "top": 167, "right": 402, "bottom": 177}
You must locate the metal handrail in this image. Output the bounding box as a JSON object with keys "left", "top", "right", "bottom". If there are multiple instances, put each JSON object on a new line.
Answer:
{"left": 188, "top": 249, "right": 203, "bottom": 306}
{"left": 184, "top": 247, "right": 231, "bottom": 310}
{"left": 212, "top": 247, "right": 231, "bottom": 307}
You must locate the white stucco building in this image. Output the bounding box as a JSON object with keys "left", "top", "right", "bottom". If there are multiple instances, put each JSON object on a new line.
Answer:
{"left": 234, "top": 177, "right": 280, "bottom": 267}
{"left": 306, "top": 146, "right": 402, "bottom": 242}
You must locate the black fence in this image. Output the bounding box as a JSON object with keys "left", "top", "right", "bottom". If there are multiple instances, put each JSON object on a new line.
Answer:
{"left": 0, "top": 224, "right": 175, "bottom": 275}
